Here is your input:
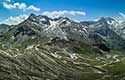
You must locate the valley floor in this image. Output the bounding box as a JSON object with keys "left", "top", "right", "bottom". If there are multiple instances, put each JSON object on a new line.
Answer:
{"left": 0, "top": 45, "right": 125, "bottom": 80}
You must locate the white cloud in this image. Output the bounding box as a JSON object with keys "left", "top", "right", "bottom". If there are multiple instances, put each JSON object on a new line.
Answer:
{"left": 0, "top": 14, "right": 28, "bottom": 25}
{"left": 117, "top": 12, "right": 125, "bottom": 22}
{"left": 3, "top": 2, "right": 27, "bottom": 10}
{"left": 3, "top": 1, "right": 40, "bottom": 11}
{"left": 119, "top": 12, "right": 125, "bottom": 19}
{"left": 41, "top": 10, "right": 86, "bottom": 18}
{"left": 3, "top": 2, "right": 16, "bottom": 9}
{"left": 14, "top": 3, "right": 27, "bottom": 10}
{"left": 27, "top": 5, "right": 40, "bottom": 11}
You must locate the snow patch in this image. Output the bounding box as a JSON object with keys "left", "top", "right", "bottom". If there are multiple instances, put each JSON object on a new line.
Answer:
{"left": 40, "top": 18, "right": 46, "bottom": 22}
{"left": 26, "top": 45, "right": 34, "bottom": 50}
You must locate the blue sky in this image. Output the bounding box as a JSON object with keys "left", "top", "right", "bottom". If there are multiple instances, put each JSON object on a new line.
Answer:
{"left": 0, "top": 0, "right": 125, "bottom": 24}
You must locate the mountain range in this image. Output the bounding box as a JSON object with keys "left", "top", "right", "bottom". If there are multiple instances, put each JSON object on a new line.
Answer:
{"left": 1, "top": 13, "right": 125, "bottom": 50}
{"left": 0, "top": 13, "right": 125, "bottom": 80}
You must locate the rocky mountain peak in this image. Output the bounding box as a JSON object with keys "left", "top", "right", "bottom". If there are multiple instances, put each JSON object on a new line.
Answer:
{"left": 98, "top": 17, "right": 117, "bottom": 25}
{"left": 28, "top": 13, "right": 37, "bottom": 20}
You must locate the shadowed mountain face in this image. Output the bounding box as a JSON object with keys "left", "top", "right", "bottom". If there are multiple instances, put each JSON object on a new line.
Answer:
{"left": 81, "top": 17, "right": 125, "bottom": 50}
{"left": 0, "top": 14, "right": 125, "bottom": 80}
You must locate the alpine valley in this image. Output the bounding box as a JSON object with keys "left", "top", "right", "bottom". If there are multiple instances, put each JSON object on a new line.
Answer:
{"left": 0, "top": 13, "right": 125, "bottom": 80}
